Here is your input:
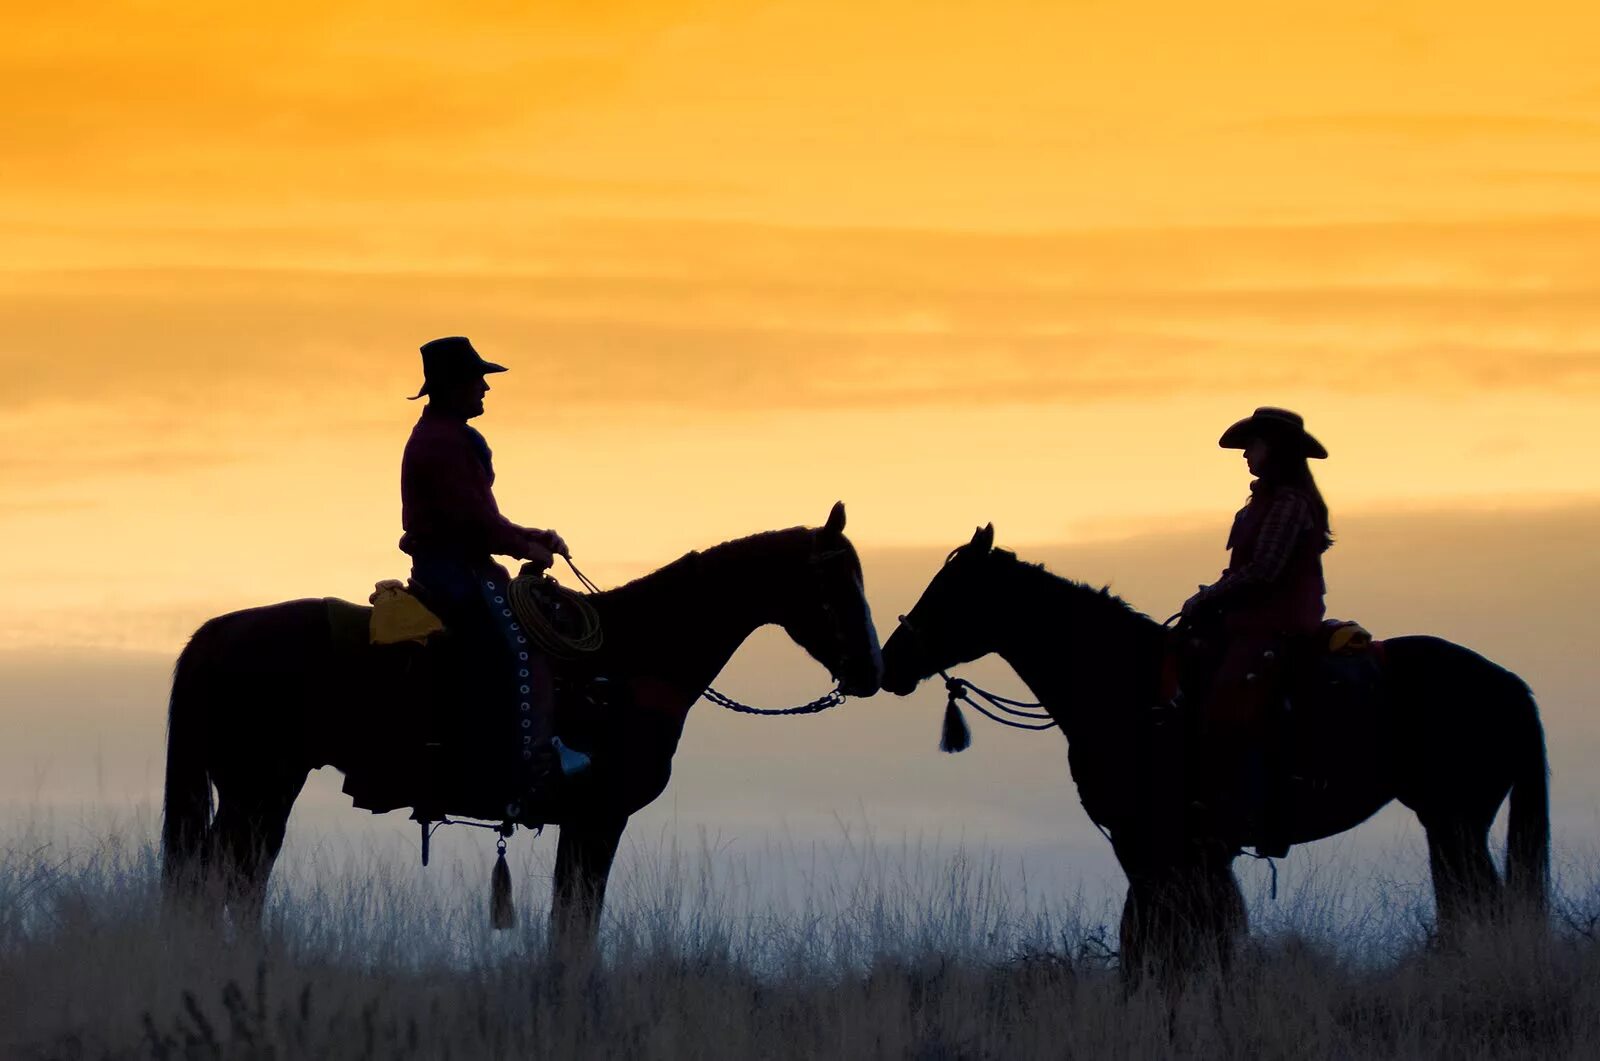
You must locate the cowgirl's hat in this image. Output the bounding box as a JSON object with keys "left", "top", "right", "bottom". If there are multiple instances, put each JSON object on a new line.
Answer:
{"left": 1218, "top": 406, "right": 1327, "bottom": 459}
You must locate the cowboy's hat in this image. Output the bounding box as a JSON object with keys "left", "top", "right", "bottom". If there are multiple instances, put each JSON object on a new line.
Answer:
{"left": 408, "top": 336, "right": 507, "bottom": 400}
{"left": 1218, "top": 406, "right": 1328, "bottom": 459}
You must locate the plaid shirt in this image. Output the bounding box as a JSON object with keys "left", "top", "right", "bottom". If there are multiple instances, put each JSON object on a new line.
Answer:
{"left": 1196, "top": 487, "right": 1316, "bottom": 606}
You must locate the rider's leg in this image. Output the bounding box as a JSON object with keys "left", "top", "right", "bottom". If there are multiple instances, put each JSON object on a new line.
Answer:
{"left": 1196, "top": 634, "right": 1274, "bottom": 844}
{"left": 479, "top": 566, "right": 589, "bottom": 809}
{"left": 409, "top": 555, "right": 523, "bottom": 812}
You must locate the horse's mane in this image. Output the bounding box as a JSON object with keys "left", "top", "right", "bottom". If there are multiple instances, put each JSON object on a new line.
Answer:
{"left": 977, "top": 549, "right": 1167, "bottom": 729}
{"left": 990, "top": 548, "right": 1158, "bottom": 632}
{"left": 593, "top": 526, "right": 816, "bottom": 610}
{"left": 578, "top": 526, "right": 819, "bottom": 669}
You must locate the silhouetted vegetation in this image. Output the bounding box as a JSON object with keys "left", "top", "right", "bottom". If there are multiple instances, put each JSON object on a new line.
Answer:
{"left": 3, "top": 820, "right": 1597, "bottom": 1059}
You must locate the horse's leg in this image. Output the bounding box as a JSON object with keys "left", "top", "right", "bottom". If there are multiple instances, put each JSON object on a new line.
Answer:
{"left": 1118, "top": 885, "right": 1150, "bottom": 990}
{"left": 1126, "top": 853, "right": 1245, "bottom": 986}
{"left": 1113, "top": 835, "right": 1164, "bottom": 990}
{"left": 1199, "top": 848, "right": 1247, "bottom": 973}
{"left": 550, "top": 813, "right": 628, "bottom": 957}
{"left": 208, "top": 768, "right": 309, "bottom": 929}
{"left": 1119, "top": 868, "right": 1202, "bottom": 991}
{"left": 1423, "top": 814, "right": 1501, "bottom": 940}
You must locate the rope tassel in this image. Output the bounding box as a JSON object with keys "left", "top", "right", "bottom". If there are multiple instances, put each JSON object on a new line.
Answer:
{"left": 490, "top": 839, "right": 516, "bottom": 930}
{"left": 940, "top": 694, "right": 972, "bottom": 753}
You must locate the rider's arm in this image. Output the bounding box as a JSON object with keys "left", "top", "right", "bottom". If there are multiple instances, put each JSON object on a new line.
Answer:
{"left": 411, "top": 428, "right": 535, "bottom": 559}
{"left": 1192, "top": 490, "right": 1314, "bottom": 606}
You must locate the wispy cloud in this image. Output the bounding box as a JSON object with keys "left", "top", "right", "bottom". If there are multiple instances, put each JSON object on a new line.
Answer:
{"left": 5, "top": 216, "right": 1600, "bottom": 414}
{"left": 1477, "top": 169, "right": 1600, "bottom": 189}
{"left": 1242, "top": 112, "right": 1600, "bottom": 140}
{"left": 5, "top": 1, "right": 1598, "bottom": 235}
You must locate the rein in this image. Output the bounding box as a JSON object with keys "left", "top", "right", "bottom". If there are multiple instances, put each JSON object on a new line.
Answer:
{"left": 700, "top": 685, "right": 846, "bottom": 715}
{"left": 895, "top": 614, "right": 1057, "bottom": 751}
{"left": 562, "top": 555, "right": 850, "bottom": 718}
{"left": 562, "top": 556, "right": 603, "bottom": 595}
{"left": 942, "top": 676, "right": 1056, "bottom": 730}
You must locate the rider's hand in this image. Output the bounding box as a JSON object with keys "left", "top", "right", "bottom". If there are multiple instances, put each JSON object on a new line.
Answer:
{"left": 521, "top": 539, "right": 555, "bottom": 570}
{"left": 1180, "top": 587, "right": 1209, "bottom": 618}
{"left": 537, "top": 529, "right": 570, "bottom": 559}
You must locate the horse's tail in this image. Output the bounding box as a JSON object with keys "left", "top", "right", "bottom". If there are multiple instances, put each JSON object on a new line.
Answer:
{"left": 1504, "top": 677, "right": 1549, "bottom": 919}
{"left": 161, "top": 622, "right": 218, "bottom": 896}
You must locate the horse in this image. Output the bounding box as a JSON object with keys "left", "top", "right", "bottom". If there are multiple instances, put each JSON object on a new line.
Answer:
{"left": 161, "top": 502, "right": 883, "bottom": 948}
{"left": 879, "top": 524, "right": 1548, "bottom": 980}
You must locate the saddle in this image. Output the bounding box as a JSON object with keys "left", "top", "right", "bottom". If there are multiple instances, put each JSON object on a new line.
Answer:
{"left": 325, "top": 581, "right": 613, "bottom": 822}
{"left": 1283, "top": 620, "right": 1385, "bottom": 716}
{"left": 1162, "top": 618, "right": 1382, "bottom": 709}
{"left": 1150, "top": 618, "right": 1386, "bottom": 859}
{"left": 389, "top": 568, "right": 599, "bottom": 653}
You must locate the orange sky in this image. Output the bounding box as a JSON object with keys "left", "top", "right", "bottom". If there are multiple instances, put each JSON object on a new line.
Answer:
{"left": 4, "top": 0, "right": 1600, "bottom": 650}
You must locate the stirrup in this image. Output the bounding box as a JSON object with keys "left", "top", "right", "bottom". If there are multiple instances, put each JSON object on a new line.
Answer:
{"left": 551, "top": 736, "right": 591, "bottom": 777}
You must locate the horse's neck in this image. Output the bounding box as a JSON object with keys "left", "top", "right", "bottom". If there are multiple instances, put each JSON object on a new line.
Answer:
{"left": 988, "top": 567, "right": 1160, "bottom": 733}
{"left": 597, "top": 535, "right": 800, "bottom": 694}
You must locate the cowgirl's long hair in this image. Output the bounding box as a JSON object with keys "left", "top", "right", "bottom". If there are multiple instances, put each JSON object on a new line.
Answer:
{"left": 1260, "top": 447, "right": 1333, "bottom": 552}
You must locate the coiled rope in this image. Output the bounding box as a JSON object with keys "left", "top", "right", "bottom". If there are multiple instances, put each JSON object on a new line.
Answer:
{"left": 507, "top": 560, "right": 604, "bottom": 658}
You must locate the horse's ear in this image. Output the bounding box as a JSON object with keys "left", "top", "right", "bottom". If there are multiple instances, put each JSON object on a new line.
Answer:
{"left": 823, "top": 501, "right": 846, "bottom": 537}
{"left": 971, "top": 523, "right": 994, "bottom": 552}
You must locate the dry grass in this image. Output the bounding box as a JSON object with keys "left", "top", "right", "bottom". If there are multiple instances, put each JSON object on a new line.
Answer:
{"left": 2, "top": 817, "right": 1599, "bottom": 1060}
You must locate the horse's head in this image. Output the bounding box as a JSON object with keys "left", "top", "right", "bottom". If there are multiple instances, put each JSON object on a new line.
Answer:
{"left": 775, "top": 501, "right": 883, "bottom": 698}
{"left": 881, "top": 523, "right": 1000, "bottom": 696}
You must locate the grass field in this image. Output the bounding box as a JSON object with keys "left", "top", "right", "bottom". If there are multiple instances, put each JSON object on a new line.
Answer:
{"left": 3, "top": 814, "right": 1598, "bottom": 1060}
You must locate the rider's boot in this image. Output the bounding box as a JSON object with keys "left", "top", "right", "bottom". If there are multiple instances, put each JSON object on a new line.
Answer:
{"left": 551, "top": 736, "right": 591, "bottom": 776}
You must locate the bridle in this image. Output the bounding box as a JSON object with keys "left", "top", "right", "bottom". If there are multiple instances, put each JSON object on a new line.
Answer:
{"left": 893, "top": 613, "right": 1056, "bottom": 731}
{"left": 698, "top": 540, "right": 866, "bottom": 716}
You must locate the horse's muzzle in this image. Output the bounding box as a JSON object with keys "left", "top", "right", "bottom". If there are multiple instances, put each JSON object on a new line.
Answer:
{"left": 879, "top": 669, "right": 921, "bottom": 697}
{"left": 838, "top": 665, "right": 883, "bottom": 699}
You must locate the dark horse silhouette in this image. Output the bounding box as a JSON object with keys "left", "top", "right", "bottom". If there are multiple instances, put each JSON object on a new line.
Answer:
{"left": 880, "top": 525, "right": 1548, "bottom": 979}
{"left": 162, "top": 503, "right": 883, "bottom": 948}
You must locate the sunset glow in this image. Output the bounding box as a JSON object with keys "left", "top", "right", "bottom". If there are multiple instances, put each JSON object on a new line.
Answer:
{"left": 4, "top": 1, "right": 1599, "bottom": 650}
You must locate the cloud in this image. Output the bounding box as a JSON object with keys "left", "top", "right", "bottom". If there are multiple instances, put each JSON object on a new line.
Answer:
{"left": 1242, "top": 112, "right": 1600, "bottom": 141}
{"left": 6, "top": 215, "right": 1600, "bottom": 416}
{"left": 0, "top": 402, "right": 254, "bottom": 495}
{"left": 5, "top": 0, "right": 1598, "bottom": 237}
{"left": 0, "top": 447, "right": 245, "bottom": 487}
{"left": 0, "top": 499, "right": 99, "bottom": 516}
{"left": 0, "top": 1, "right": 752, "bottom": 229}
{"left": 1477, "top": 169, "right": 1600, "bottom": 190}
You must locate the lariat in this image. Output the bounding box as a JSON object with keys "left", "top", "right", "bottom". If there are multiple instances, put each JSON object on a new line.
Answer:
{"left": 507, "top": 558, "right": 604, "bottom": 658}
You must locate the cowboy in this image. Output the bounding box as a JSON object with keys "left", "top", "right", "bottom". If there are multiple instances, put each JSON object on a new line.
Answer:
{"left": 401, "top": 336, "right": 587, "bottom": 811}
{"left": 1179, "top": 407, "right": 1332, "bottom": 850}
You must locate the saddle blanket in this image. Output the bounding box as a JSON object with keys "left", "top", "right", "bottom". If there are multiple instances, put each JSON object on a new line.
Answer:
{"left": 1324, "top": 619, "right": 1375, "bottom": 655}
{"left": 369, "top": 580, "right": 445, "bottom": 645}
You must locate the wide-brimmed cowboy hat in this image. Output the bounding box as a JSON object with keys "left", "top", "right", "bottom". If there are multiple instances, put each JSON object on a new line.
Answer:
{"left": 1218, "top": 406, "right": 1328, "bottom": 459}
{"left": 407, "top": 336, "right": 507, "bottom": 400}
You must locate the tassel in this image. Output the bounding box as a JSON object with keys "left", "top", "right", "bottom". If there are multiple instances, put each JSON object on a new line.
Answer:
{"left": 940, "top": 696, "right": 972, "bottom": 753}
{"left": 490, "top": 839, "right": 516, "bottom": 930}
